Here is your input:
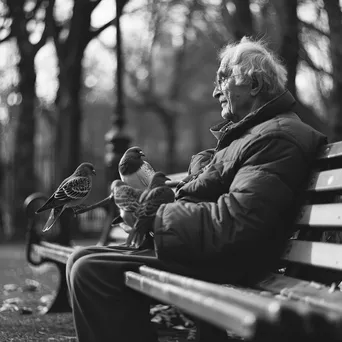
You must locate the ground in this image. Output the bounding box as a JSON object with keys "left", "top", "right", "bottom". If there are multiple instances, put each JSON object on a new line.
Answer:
{"left": 0, "top": 242, "right": 195, "bottom": 342}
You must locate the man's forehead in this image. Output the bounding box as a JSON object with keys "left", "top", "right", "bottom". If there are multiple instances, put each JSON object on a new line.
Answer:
{"left": 217, "top": 55, "right": 231, "bottom": 75}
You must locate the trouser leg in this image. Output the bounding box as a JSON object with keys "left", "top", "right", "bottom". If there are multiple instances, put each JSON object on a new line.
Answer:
{"left": 66, "top": 247, "right": 161, "bottom": 342}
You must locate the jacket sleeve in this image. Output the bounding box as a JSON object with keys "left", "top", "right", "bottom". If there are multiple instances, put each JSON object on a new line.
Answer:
{"left": 187, "top": 148, "right": 216, "bottom": 174}
{"left": 153, "top": 137, "right": 313, "bottom": 263}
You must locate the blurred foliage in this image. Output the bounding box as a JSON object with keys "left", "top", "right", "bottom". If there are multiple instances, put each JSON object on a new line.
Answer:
{"left": 0, "top": 0, "right": 341, "bottom": 239}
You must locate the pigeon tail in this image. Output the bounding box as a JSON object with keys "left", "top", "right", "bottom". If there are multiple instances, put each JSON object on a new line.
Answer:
{"left": 36, "top": 199, "right": 54, "bottom": 213}
{"left": 42, "top": 206, "right": 65, "bottom": 232}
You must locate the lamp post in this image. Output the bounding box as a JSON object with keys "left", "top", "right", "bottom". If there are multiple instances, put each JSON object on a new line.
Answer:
{"left": 105, "top": 0, "right": 131, "bottom": 187}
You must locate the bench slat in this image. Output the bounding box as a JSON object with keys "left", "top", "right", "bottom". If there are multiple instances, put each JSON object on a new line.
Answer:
{"left": 282, "top": 240, "right": 342, "bottom": 271}
{"left": 32, "top": 244, "right": 73, "bottom": 264}
{"left": 40, "top": 241, "right": 76, "bottom": 254}
{"left": 138, "top": 266, "right": 326, "bottom": 323}
{"left": 139, "top": 266, "right": 283, "bottom": 321}
{"left": 125, "top": 271, "right": 257, "bottom": 339}
{"left": 317, "top": 142, "right": 342, "bottom": 161}
{"left": 257, "top": 273, "right": 342, "bottom": 314}
{"left": 308, "top": 169, "right": 342, "bottom": 192}
{"left": 296, "top": 203, "right": 342, "bottom": 227}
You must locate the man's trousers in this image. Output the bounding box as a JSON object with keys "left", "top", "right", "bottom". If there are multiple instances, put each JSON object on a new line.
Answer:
{"left": 66, "top": 245, "right": 229, "bottom": 342}
{"left": 66, "top": 245, "right": 163, "bottom": 342}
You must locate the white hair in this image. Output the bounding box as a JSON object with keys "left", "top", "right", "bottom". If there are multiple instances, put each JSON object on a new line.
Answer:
{"left": 219, "top": 37, "right": 288, "bottom": 95}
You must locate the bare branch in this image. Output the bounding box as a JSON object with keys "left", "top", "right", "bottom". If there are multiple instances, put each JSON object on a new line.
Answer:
{"left": 32, "top": 0, "right": 56, "bottom": 55}
{"left": 299, "top": 46, "right": 332, "bottom": 76}
{"left": 299, "top": 19, "right": 329, "bottom": 37}
{"left": 26, "top": 0, "right": 45, "bottom": 20}
{"left": 169, "top": 0, "right": 198, "bottom": 101}
{"left": 88, "top": 17, "right": 117, "bottom": 42}
{"left": 0, "top": 31, "right": 13, "bottom": 43}
{"left": 90, "top": 0, "right": 103, "bottom": 12}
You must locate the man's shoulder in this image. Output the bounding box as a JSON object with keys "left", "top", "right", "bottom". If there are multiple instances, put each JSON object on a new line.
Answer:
{"left": 248, "top": 112, "right": 326, "bottom": 157}
{"left": 252, "top": 112, "right": 324, "bottom": 140}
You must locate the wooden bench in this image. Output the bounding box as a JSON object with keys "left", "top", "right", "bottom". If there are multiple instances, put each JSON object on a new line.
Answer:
{"left": 24, "top": 172, "right": 186, "bottom": 314}
{"left": 123, "top": 141, "right": 342, "bottom": 341}
{"left": 25, "top": 142, "right": 342, "bottom": 341}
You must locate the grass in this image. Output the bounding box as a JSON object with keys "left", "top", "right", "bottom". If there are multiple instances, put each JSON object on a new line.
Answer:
{"left": 0, "top": 242, "right": 195, "bottom": 342}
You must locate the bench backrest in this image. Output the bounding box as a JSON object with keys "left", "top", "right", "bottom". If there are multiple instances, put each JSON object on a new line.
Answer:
{"left": 283, "top": 142, "right": 342, "bottom": 281}
{"left": 168, "top": 142, "right": 342, "bottom": 281}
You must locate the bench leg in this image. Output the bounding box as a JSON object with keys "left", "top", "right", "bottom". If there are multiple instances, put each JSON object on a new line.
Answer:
{"left": 39, "top": 262, "right": 71, "bottom": 314}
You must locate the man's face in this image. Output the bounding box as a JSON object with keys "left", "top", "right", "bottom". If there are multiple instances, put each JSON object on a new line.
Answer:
{"left": 213, "top": 59, "right": 254, "bottom": 122}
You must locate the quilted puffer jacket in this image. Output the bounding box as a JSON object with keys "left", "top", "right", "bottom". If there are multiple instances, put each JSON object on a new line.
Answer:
{"left": 153, "top": 90, "right": 326, "bottom": 283}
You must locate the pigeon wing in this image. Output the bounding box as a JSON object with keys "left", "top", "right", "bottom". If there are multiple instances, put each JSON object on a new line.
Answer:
{"left": 126, "top": 186, "right": 174, "bottom": 249}
{"left": 35, "top": 176, "right": 73, "bottom": 212}
{"left": 113, "top": 184, "right": 142, "bottom": 212}
{"left": 140, "top": 186, "right": 174, "bottom": 216}
{"left": 56, "top": 176, "right": 91, "bottom": 201}
{"left": 40, "top": 176, "right": 91, "bottom": 210}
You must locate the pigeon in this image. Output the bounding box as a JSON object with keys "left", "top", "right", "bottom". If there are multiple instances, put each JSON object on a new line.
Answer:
{"left": 36, "top": 162, "right": 96, "bottom": 232}
{"left": 111, "top": 179, "right": 144, "bottom": 226}
{"left": 125, "top": 171, "right": 175, "bottom": 249}
{"left": 118, "top": 146, "right": 155, "bottom": 190}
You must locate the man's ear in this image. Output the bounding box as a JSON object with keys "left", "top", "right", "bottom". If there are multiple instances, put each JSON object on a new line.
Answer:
{"left": 250, "top": 73, "right": 263, "bottom": 96}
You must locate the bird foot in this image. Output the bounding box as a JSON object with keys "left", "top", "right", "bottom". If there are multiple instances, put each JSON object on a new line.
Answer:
{"left": 73, "top": 205, "right": 88, "bottom": 216}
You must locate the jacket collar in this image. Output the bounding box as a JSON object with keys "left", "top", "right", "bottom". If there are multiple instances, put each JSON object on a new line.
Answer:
{"left": 210, "top": 90, "right": 296, "bottom": 150}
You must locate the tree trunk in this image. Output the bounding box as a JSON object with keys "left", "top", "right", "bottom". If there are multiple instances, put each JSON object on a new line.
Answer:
{"left": 54, "top": 61, "right": 83, "bottom": 233}
{"left": 10, "top": 7, "right": 37, "bottom": 240}
{"left": 164, "top": 115, "right": 176, "bottom": 173}
{"left": 55, "top": 65, "right": 82, "bottom": 183}
{"left": 323, "top": 0, "right": 342, "bottom": 141}
{"left": 232, "top": 0, "right": 253, "bottom": 39}
{"left": 277, "top": 0, "right": 299, "bottom": 97}
{"left": 53, "top": 0, "right": 94, "bottom": 233}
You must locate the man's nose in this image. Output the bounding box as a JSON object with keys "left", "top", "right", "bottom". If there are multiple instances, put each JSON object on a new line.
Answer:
{"left": 212, "top": 85, "right": 221, "bottom": 98}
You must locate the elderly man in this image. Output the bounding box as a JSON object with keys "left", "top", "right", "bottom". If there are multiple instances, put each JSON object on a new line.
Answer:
{"left": 66, "top": 37, "right": 326, "bottom": 342}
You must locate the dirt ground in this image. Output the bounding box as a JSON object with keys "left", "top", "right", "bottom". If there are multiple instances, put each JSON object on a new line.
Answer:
{"left": 0, "top": 242, "right": 195, "bottom": 342}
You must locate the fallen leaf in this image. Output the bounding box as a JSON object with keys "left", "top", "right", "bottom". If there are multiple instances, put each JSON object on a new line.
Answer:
{"left": 3, "top": 297, "right": 23, "bottom": 305}
{"left": 40, "top": 294, "right": 54, "bottom": 304}
{"left": 0, "top": 303, "right": 19, "bottom": 312}
{"left": 22, "top": 279, "right": 40, "bottom": 292}
{"left": 3, "top": 284, "right": 19, "bottom": 292}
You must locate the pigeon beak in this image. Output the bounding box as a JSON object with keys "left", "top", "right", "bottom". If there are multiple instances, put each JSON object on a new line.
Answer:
{"left": 139, "top": 151, "right": 145, "bottom": 157}
{"left": 92, "top": 170, "right": 96, "bottom": 175}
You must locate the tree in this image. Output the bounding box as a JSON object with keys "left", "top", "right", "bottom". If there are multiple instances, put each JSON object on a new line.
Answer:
{"left": 1, "top": 0, "right": 54, "bottom": 239}
{"left": 125, "top": 0, "right": 206, "bottom": 172}
{"left": 323, "top": 0, "right": 342, "bottom": 141}
{"left": 40, "top": 0, "right": 116, "bottom": 231}
{"left": 50, "top": 0, "right": 115, "bottom": 184}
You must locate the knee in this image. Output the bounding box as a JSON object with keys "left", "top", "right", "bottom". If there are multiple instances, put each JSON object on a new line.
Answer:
{"left": 68, "top": 253, "right": 95, "bottom": 291}
{"left": 66, "top": 246, "right": 93, "bottom": 279}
